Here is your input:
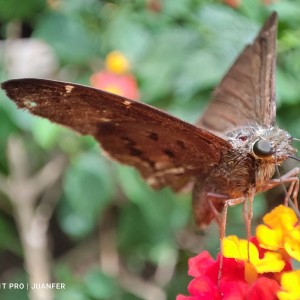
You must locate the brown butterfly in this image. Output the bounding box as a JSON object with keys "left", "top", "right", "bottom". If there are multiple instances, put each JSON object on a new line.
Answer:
{"left": 1, "top": 12, "right": 299, "bottom": 239}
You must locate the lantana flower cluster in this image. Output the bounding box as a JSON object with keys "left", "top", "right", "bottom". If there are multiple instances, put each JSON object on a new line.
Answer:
{"left": 177, "top": 205, "right": 300, "bottom": 300}
{"left": 90, "top": 50, "right": 140, "bottom": 100}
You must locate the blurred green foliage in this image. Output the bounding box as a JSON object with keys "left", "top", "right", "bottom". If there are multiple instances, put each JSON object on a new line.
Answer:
{"left": 1, "top": 0, "right": 300, "bottom": 299}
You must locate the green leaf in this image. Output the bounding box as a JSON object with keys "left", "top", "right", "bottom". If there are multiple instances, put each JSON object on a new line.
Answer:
{"left": 137, "top": 27, "right": 199, "bottom": 102}
{"left": 59, "top": 152, "right": 114, "bottom": 238}
{"left": 117, "top": 166, "right": 190, "bottom": 254}
{"left": 83, "top": 268, "right": 119, "bottom": 299}
{"left": 276, "top": 69, "right": 300, "bottom": 105}
{"left": 55, "top": 286, "right": 88, "bottom": 300}
{"left": 0, "top": 0, "right": 45, "bottom": 21}
{"left": 32, "top": 119, "right": 62, "bottom": 149}
{"left": 0, "top": 214, "right": 22, "bottom": 255}
{"left": 0, "top": 271, "right": 29, "bottom": 300}
{"left": 197, "top": 5, "right": 258, "bottom": 61}
{"left": 272, "top": 1, "right": 300, "bottom": 22}
{"left": 35, "top": 12, "right": 100, "bottom": 64}
{"left": 0, "top": 99, "right": 21, "bottom": 173}
{"left": 175, "top": 50, "right": 223, "bottom": 99}
{"left": 101, "top": 11, "right": 151, "bottom": 60}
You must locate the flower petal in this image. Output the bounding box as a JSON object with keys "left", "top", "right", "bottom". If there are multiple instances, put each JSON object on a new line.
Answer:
{"left": 176, "top": 295, "right": 201, "bottom": 300}
{"left": 105, "top": 51, "right": 130, "bottom": 74}
{"left": 248, "top": 277, "right": 280, "bottom": 300}
{"left": 188, "top": 251, "right": 217, "bottom": 279}
{"left": 256, "top": 224, "right": 283, "bottom": 250}
{"left": 221, "top": 256, "right": 245, "bottom": 281}
{"left": 278, "top": 270, "right": 300, "bottom": 300}
{"left": 90, "top": 71, "right": 139, "bottom": 100}
{"left": 284, "top": 226, "right": 300, "bottom": 261}
{"left": 188, "top": 277, "right": 221, "bottom": 300}
{"left": 263, "top": 205, "right": 298, "bottom": 232}
{"left": 220, "top": 279, "right": 248, "bottom": 299}
{"left": 254, "top": 251, "right": 285, "bottom": 273}
{"left": 222, "top": 235, "right": 259, "bottom": 262}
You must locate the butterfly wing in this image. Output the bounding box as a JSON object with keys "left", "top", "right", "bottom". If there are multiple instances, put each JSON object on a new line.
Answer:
{"left": 1, "top": 78, "right": 231, "bottom": 191}
{"left": 198, "top": 12, "right": 277, "bottom": 132}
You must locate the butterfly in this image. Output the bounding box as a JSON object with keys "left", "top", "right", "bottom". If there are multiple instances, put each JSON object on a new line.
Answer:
{"left": 1, "top": 12, "right": 299, "bottom": 238}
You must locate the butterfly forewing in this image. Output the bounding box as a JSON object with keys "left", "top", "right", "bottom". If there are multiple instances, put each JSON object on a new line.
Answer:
{"left": 1, "top": 78, "right": 232, "bottom": 191}
{"left": 198, "top": 12, "right": 277, "bottom": 133}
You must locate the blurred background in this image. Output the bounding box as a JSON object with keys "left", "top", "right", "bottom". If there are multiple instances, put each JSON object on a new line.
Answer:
{"left": 0, "top": 0, "right": 300, "bottom": 299}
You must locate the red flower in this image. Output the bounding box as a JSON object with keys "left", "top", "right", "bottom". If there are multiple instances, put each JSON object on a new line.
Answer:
{"left": 177, "top": 251, "right": 279, "bottom": 300}
{"left": 224, "top": 0, "right": 241, "bottom": 8}
{"left": 90, "top": 70, "right": 140, "bottom": 100}
{"left": 247, "top": 277, "right": 280, "bottom": 299}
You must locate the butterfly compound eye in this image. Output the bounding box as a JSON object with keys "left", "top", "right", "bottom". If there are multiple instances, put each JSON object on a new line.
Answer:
{"left": 252, "top": 140, "right": 274, "bottom": 158}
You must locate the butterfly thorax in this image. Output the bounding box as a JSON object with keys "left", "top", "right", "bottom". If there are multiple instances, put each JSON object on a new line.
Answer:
{"left": 192, "top": 125, "right": 296, "bottom": 227}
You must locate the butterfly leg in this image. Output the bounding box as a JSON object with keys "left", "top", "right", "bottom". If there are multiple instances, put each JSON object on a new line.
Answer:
{"left": 206, "top": 193, "right": 247, "bottom": 285}
{"left": 206, "top": 193, "right": 246, "bottom": 240}
{"left": 243, "top": 188, "right": 256, "bottom": 261}
{"left": 259, "top": 167, "right": 299, "bottom": 209}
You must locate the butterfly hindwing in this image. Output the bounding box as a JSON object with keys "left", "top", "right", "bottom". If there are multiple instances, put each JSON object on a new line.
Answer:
{"left": 198, "top": 12, "right": 277, "bottom": 132}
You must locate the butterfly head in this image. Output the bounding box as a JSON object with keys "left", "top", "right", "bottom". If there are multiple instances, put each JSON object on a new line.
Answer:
{"left": 227, "top": 126, "right": 296, "bottom": 164}
{"left": 250, "top": 127, "right": 296, "bottom": 163}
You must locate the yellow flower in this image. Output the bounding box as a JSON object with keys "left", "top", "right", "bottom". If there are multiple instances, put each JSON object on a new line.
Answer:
{"left": 262, "top": 205, "right": 298, "bottom": 231}
{"left": 256, "top": 205, "right": 300, "bottom": 261}
{"left": 285, "top": 227, "right": 300, "bottom": 261}
{"left": 277, "top": 270, "right": 300, "bottom": 300}
{"left": 223, "top": 235, "right": 285, "bottom": 275}
{"left": 223, "top": 235, "right": 255, "bottom": 261}
{"left": 105, "top": 51, "right": 130, "bottom": 74}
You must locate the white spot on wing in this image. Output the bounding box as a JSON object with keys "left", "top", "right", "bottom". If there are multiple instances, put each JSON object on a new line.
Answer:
{"left": 124, "top": 100, "right": 131, "bottom": 107}
{"left": 146, "top": 177, "right": 158, "bottom": 187}
{"left": 146, "top": 167, "right": 186, "bottom": 186}
{"left": 161, "top": 167, "right": 185, "bottom": 175}
{"left": 24, "top": 99, "right": 37, "bottom": 108}
{"left": 100, "top": 118, "right": 111, "bottom": 122}
{"left": 65, "top": 85, "right": 74, "bottom": 93}
{"left": 155, "top": 161, "right": 171, "bottom": 170}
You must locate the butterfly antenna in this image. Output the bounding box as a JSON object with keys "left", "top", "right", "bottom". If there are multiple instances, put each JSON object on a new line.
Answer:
{"left": 291, "top": 137, "right": 300, "bottom": 162}
{"left": 274, "top": 146, "right": 300, "bottom": 216}
{"left": 275, "top": 164, "right": 300, "bottom": 217}
{"left": 274, "top": 147, "right": 285, "bottom": 196}
{"left": 289, "top": 156, "right": 300, "bottom": 163}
